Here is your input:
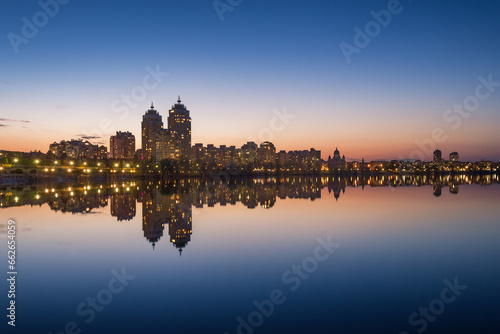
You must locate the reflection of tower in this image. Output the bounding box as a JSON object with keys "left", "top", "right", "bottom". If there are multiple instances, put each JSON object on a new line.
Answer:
{"left": 142, "top": 190, "right": 166, "bottom": 249}
{"left": 167, "top": 193, "right": 193, "bottom": 256}
{"left": 110, "top": 194, "right": 136, "bottom": 221}
{"left": 433, "top": 184, "right": 442, "bottom": 197}
{"left": 327, "top": 176, "right": 347, "bottom": 201}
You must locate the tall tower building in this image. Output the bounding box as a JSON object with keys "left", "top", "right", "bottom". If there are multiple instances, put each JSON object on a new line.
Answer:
{"left": 168, "top": 96, "right": 192, "bottom": 160}
{"left": 141, "top": 103, "right": 163, "bottom": 161}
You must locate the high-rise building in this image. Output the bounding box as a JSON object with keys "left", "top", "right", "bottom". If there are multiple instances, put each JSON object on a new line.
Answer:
{"left": 259, "top": 141, "right": 276, "bottom": 165}
{"left": 155, "top": 128, "right": 179, "bottom": 162}
{"left": 449, "top": 152, "right": 459, "bottom": 162}
{"left": 110, "top": 131, "right": 135, "bottom": 159}
{"left": 141, "top": 103, "right": 163, "bottom": 161}
{"left": 168, "top": 96, "right": 192, "bottom": 160}
{"left": 433, "top": 149, "right": 442, "bottom": 163}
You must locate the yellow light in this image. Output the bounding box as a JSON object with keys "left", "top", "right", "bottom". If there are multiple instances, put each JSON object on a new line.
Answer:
{"left": 14, "top": 159, "right": 18, "bottom": 163}
{"left": 55, "top": 161, "right": 58, "bottom": 164}
{"left": 98, "top": 189, "right": 101, "bottom": 193}
{"left": 97, "top": 163, "right": 101, "bottom": 166}
{"left": 115, "top": 163, "right": 119, "bottom": 167}
{"left": 70, "top": 192, "right": 74, "bottom": 196}
{"left": 36, "top": 195, "right": 40, "bottom": 199}
{"left": 51, "top": 188, "right": 55, "bottom": 192}
{"left": 83, "top": 162, "right": 87, "bottom": 165}
{"left": 68, "top": 187, "right": 72, "bottom": 191}
{"left": 68, "top": 169, "right": 72, "bottom": 172}
{"left": 45, "top": 189, "right": 49, "bottom": 193}
{"left": 70, "top": 161, "right": 74, "bottom": 165}
{"left": 126, "top": 164, "right": 130, "bottom": 168}
{"left": 44, "top": 168, "right": 49, "bottom": 172}
{"left": 55, "top": 193, "right": 58, "bottom": 198}
{"left": 84, "top": 191, "right": 87, "bottom": 195}
{"left": 35, "top": 160, "right": 40, "bottom": 164}
{"left": 15, "top": 197, "right": 19, "bottom": 202}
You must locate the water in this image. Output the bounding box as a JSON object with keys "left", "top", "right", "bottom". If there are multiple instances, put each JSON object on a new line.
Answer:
{"left": 1, "top": 176, "right": 499, "bottom": 334}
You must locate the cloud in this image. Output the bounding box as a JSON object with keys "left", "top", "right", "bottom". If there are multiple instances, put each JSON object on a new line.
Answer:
{"left": 0, "top": 124, "right": 8, "bottom": 127}
{"left": 0, "top": 118, "right": 30, "bottom": 123}
{"left": 76, "top": 134, "right": 103, "bottom": 140}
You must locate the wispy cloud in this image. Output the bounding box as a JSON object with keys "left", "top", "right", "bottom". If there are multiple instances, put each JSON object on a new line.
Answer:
{"left": 0, "top": 118, "right": 30, "bottom": 123}
{"left": 76, "top": 134, "right": 102, "bottom": 140}
{"left": 0, "top": 124, "right": 8, "bottom": 127}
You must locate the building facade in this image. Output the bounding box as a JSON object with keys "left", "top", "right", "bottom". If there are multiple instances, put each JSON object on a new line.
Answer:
{"left": 141, "top": 103, "right": 164, "bottom": 161}
{"left": 49, "top": 139, "right": 107, "bottom": 159}
{"left": 328, "top": 148, "right": 346, "bottom": 172}
{"left": 433, "top": 149, "right": 442, "bottom": 163}
{"left": 110, "top": 131, "right": 135, "bottom": 160}
{"left": 168, "top": 96, "right": 192, "bottom": 161}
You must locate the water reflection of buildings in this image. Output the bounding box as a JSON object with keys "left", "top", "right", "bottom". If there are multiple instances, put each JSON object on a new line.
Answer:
{"left": 110, "top": 194, "right": 136, "bottom": 221}
{"left": 48, "top": 194, "right": 108, "bottom": 214}
{"left": 1, "top": 174, "right": 499, "bottom": 254}
{"left": 142, "top": 189, "right": 192, "bottom": 254}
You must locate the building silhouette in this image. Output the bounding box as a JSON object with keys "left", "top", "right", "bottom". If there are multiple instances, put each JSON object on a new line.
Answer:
{"left": 49, "top": 139, "right": 107, "bottom": 159}
{"left": 110, "top": 131, "right": 135, "bottom": 160}
{"left": 433, "top": 149, "right": 442, "bottom": 163}
{"left": 141, "top": 103, "right": 163, "bottom": 161}
{"left": 449, "top": 152, "right": 459, "bottom": 162}
{"left": 168, "top": 96, "right": 192, "bottom": 161}
{"left": 328, "top": 148, "right": 346, "bottom": 172}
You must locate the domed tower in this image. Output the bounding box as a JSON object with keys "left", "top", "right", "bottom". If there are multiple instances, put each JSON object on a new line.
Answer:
{"left": 141, "top": 102, "right": 163, "bottom": 161}
{"left": 168, "top": 96, "right": 192, "bottom": 161}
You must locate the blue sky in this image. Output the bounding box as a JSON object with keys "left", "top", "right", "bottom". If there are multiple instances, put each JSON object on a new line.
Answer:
{"left": 1, "top": 0, "right": 499, "bottom": 161}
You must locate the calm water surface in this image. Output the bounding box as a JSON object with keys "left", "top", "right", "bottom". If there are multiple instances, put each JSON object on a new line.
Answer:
{"left": 1, "top": 176, "right": 499, "bottom": 334}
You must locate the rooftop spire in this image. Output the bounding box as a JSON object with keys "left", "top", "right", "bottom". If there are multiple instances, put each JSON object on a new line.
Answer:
{"left": 150, "top": 101, "right": 154, "bottom": 109}
{"left": 177, "top": 95, "right": 181, "bottom": 103}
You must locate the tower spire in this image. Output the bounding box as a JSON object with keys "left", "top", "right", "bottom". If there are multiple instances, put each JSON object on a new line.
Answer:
{"left": 177, "top": 95, "right": 181, "bottom": 103}
{"left": 150, "top": 101, "right": 154, "bottom": 109}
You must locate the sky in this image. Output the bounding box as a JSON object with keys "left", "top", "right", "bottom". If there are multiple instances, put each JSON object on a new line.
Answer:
{"left": 0, "top": 0, "right": 499, "bottom": 161}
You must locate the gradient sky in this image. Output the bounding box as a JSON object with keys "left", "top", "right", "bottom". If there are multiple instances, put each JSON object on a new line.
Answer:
{"left": 1, "top": 0, "right": 499, "bottom": 161}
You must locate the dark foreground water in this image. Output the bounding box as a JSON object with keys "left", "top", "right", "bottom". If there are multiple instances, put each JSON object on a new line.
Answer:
{"left": 1, "top": 176, "right": 499, "bottom": 334}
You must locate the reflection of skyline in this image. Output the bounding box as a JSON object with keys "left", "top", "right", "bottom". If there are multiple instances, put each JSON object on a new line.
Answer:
{"left": 1, "top": 174, "right": 499, "bottom": 252}
{"left": 111, "top": 194, "right": 136, "bottom": 221}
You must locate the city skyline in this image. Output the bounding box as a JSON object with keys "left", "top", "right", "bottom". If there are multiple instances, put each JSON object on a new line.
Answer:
{"left": 1, "top": 96, "right": 499, "bottom": 164}
{"left": 1, "top": 1, "right": 500, "bottom": 161}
